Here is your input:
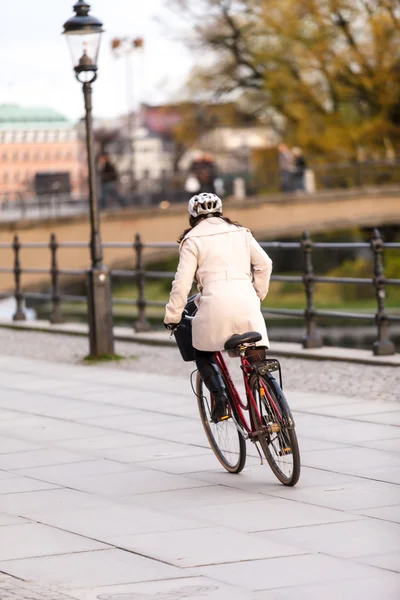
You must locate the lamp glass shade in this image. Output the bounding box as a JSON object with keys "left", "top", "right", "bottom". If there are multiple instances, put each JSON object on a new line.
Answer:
{"left": 66, "top": 31, "right": 102, "bottom": 74}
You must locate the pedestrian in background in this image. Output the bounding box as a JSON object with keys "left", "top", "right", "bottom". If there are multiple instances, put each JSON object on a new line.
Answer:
{"left": 292, "top": 147, "right": 307, "bottom": 192}
{"left": 189, "top": 153, "right": 217, "bottom": 194}
{"left": 278, "top": 143, "right": 293, "bottom": 192}
{"left": 98, "top": 153, "right": 127, "bottom": 210}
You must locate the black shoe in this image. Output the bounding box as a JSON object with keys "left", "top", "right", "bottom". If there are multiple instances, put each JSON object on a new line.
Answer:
{"left": 211, "top": 395, "right": 229, "bottom": 423}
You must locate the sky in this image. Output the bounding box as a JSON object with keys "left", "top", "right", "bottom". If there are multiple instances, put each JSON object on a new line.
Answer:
{"left": 0, "top": 0, "right": 194, "bottom": 121}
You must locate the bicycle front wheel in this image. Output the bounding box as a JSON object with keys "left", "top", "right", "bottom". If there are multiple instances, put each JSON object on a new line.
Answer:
{"left": 196, "top": 372, "right": 246, "bottom": 474}
{"left": 250, "top": 373, "right": 300, "bottom": 486}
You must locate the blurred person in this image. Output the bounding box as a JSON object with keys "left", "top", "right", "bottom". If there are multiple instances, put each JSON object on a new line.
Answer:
{"left": 164, "top": 192, "right": 272, "bottom": 423}
{"left": 292, "top": 147, "right": 307, "bottom": 192}
{"left": 189, "top": 153, "right": 217, "bottom": 193}
{"left": 98, "top": 153, "right": 127, "bottom": 210}
{"left": 278, "top": 143, "right": 293, "bottom": 192}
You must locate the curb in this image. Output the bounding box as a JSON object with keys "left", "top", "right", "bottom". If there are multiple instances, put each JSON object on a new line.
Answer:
{"left": 1, "top": 319, "right": 399, "bottom": 367}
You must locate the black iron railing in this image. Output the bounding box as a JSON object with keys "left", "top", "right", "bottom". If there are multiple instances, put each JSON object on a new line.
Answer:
{"left": 0, "top": 229, "right": 399, "bottom": 356}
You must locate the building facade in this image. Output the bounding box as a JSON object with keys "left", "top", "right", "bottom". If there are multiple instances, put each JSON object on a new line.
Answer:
{"left": 0, "top": 104, "right": 84, "bottom": 203}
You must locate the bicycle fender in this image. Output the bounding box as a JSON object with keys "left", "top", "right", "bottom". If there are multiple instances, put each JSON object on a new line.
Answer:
{"left": 264, "top": 374, "right": 295, "bottom": 426}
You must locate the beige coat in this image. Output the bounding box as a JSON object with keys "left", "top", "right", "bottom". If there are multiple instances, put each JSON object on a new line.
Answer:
{"left": 164, "top": 217, "right": 273, "bottom": 352}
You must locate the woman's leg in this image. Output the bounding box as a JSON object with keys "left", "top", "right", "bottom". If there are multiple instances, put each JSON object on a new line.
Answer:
{"left": 194, "top": 349, "right": 229, "bottom": 423}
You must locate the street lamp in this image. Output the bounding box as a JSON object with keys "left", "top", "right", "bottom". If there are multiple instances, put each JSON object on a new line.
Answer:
{"left": 63, "top": 1, "right": 114, "bottom": 357}
{"left": 111, "top": 37, "right": 145, "bottom": 199}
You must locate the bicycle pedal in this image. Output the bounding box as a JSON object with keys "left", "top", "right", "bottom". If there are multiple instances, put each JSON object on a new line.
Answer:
{"left": 220, "top": 415, "right": 231, "bottom": 421}
{"left": 279, "top": 447, "right": 292, "bottom": 456}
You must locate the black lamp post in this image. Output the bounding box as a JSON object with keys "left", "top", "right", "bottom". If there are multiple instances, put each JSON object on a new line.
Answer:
{"left": 63, "top": 0, "right": 114, "bottom": 357}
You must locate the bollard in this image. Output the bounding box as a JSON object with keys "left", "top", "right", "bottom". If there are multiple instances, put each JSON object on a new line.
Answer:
{"left": 233, "top": 177, "right": 246, "bottom": 201}
{"left": 12, "top": 234, "right": 26, "bottom": 321}
{"left": 49, "top": 233, "right": 64, "bottom": 324}
{"left": 301, "top": 231, "right": 322, "bottom": 349}
{"left": 370, "top": 229, "right": 395, "bottom": 356}
{"left": 133, "top": 233, "right": 151, "bottom": 333}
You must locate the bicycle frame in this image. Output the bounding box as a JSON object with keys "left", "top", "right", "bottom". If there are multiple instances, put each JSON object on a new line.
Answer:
{"left": 214, "top": 351, "right": 281, "bottom": 440}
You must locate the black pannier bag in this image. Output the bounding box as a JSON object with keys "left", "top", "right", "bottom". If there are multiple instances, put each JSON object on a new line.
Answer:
{"left": 173, "top": 294, "right": 198, "bottom": 362}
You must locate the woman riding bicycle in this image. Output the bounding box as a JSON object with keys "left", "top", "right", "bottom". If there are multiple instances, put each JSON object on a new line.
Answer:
{"left": 164, "top": 193, "right": 273, "bottom": 423}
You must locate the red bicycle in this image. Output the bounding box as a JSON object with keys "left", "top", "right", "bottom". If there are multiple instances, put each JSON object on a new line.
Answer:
{"left": 195, "top": 331, "right": 301, "bottom": 486}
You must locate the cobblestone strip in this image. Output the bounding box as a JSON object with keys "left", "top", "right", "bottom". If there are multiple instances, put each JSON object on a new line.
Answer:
{"left": 0, "top": 328, "right": 399, "bottom": 402}
{"left": 0, "top": 573, "right": 76, "bottom": 600}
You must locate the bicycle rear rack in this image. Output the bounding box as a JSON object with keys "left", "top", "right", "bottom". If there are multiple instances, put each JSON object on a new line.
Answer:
{"left": 254, "top": 358, "right": 283, "bottom": 389}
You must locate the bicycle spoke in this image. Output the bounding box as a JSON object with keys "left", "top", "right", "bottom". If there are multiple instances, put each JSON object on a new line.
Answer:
{"left": 204, "top": 394, "right": 242, "bottom": 465}
{"left": 197, "top": 374, "right": 246, "bottom": 474}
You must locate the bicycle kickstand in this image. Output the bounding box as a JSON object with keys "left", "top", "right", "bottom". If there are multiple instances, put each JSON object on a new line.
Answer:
{"left": 253, "top": 441, "right": 264, "bottom": 465}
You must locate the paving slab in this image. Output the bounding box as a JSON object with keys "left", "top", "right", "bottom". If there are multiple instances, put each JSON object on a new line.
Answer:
{"left": 0, "top": 417, "right": 114, "bottom": 443}
{"left": 15, "top": 459, "right": 137, "bottom": 486}
{"left": 184, "top": 497, "right": 362, "bottom": 532}
{"left": 0, "top": 353, "right": 399, "bottom": 597}
{"left": 251, "top": 576, "right": 400, "bottom": 600}
{"left": 355, "top": 552, "right": 400, "bottom": 572}
{"left": 256, "top": 518, "right": 400, "bottom": 558}
{"left": 111, "top": 526, "right": 307, "bottom": 567}
{"left": 0, "top": 489, "right": 113, "bottom": 518}
{"left": 0, "top": 574, "right": 77, "bottom": 600}
{"left": 0, "top": 549, "right": 181, "bottom": 589}
{"left": 0, "top": 523, "right": 105, "bottom": 561}
{"left": 195, "top": 552, "right": 397, "bottom": 591}
{"left": 355, "top": 504, "right": 400, "bottom": 524}
{"left": 0, "top": 513, "right": 27, "bottom": 526}
{"left": 0, "top": 448, "right": 91, "bottom": 471}
{"left": 35, "top": 504, "right": 208, "bottom": 539}
{"left": 184, "top": 463, "right": 358, "bottom": 493}
{"left": 53, "top": 433, "right": 156, "bottom": 455}
{"left": 127, "top": 484, "right": 264, "bottom": 513}
{"left": 358, "top": 437, "right": 400, "bottom": 453}
{"left": 68, "top": 576, "right": 249, "bottom": 600}
{"left": 0, "top": 475, "right": 59, "bottom": 495}
{"left": 68, "top": 469, "right": 208, "bottom": 498}
{"left": 0, "top": 435, "right": 43, "bottom": 454}
{"left": 92, "top": 440, "right": 209, "bottom": 464}
{"left": 263, "top": 477, "right": 400, "bottom": 511}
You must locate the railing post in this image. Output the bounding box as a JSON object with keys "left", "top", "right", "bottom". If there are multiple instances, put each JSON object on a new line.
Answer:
{"left": 133, "top": 233, "right": 150, "bottom": 332}
{"left": 49, "top": 233, "right": 64, "bottom": 325}
{"left": 12, "top": 234, "right": 26, "bottom": 322}
{"left": 370, "top": 228, "right": 395, "bottom": 356}
{"left": 301, "top": 230, "right": 322, "bottom": 349}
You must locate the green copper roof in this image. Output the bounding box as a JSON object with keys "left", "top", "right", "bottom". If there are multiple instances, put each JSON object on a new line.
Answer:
{"left": 0, "top": 105, "right": 73, "bottom": 131}
{"left": 0, "top": 104, "right": 69, "bottom": 123}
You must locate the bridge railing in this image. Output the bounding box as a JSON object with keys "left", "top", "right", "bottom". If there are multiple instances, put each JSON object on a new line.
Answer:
{"left": 0, "top": 229, "right": 399, "bottom": 356}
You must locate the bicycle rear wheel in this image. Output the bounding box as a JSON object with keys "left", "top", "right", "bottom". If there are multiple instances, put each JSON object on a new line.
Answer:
{"left": 196, "top": 372, "right": 246, "bottom": 474}
{"left": 249, "top": 373, "right": 300, "bottom": 486}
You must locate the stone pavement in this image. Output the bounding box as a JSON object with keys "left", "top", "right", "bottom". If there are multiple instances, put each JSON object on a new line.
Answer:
{"left": 0, "top": 355, "right": 399, "bottom": 599}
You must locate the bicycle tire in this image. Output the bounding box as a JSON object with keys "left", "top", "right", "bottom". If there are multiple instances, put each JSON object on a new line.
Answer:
{"left": 196, "top": 372, "right": 246, "bottom": 474}
{"left": 249, "top": 373, "right": 300, "bottom": 486}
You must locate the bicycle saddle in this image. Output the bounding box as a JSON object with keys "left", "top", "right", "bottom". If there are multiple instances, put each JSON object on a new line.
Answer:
{"left": 224, "top": 331, "right": 262, "bottom": 351}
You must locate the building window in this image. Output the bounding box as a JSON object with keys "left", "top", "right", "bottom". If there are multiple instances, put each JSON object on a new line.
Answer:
{"left": 1, "top": 152, "right": 7, "bottom": 161}
{"left": 23, "top": 152, "right": 29, "bottom": 161}
{"left": 35, "top": 152, "right": 40, "bottom": 161}
{"left": 12, "top": 152, "right": 18, "bottom": 161}
{"left": 45, "top": 152, "right": 51, "bottom": 161}
{"left": 3, "top": 173, "right": 8, "bottom": 183}
{"left": 55, "top": 152, "right": 61, "bottom": 161}
{"left": 65, "top": 152, "right": 72, "bottom": 161}
{"left": 14, "top": 172, "right": 20, "bottom": 183}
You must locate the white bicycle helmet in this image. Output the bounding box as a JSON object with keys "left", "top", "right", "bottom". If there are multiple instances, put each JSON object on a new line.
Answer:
{"left": 188, "top": 193, "right": 223, "bottom": 218}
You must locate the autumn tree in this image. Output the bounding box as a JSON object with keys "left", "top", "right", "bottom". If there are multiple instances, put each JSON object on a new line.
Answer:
{"left": 172, "top": 0, "right": 400, "bottom": 160}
